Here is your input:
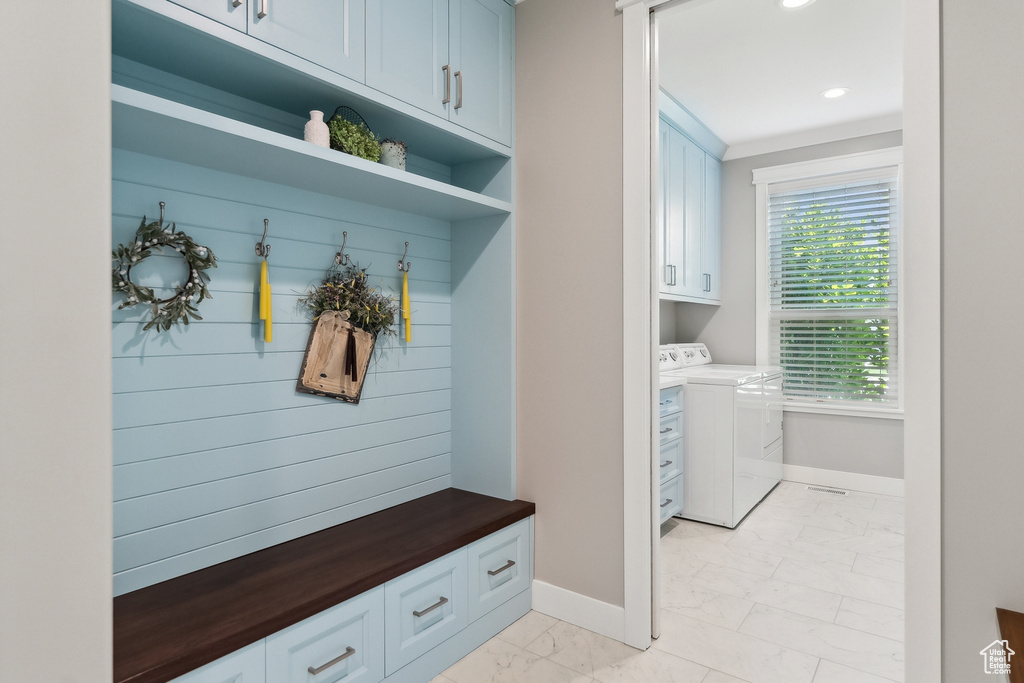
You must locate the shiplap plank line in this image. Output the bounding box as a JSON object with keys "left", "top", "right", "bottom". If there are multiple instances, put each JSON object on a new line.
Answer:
{"left": 113, "top": 369, "right": 451, "bottom": 429}
{"left": 114, "top": 414, "right": 452, "bottom": 500}
{"left": 113, "top": 288, "right": 449, "bottom": 328}
{"left": 113, "top": 347, "right": 452, "bottom": 393}
{"left": 114, "top": 456, "right": 452, "bottom": 572}
{"left": 112, "top": 321, "right": 451, "bottom": 358}
{"left": 114, "top": 149, "right": 453, "bottom": 240}
{"left": 115, "top": 436, "right": 452, "bottom": 536}
{"left": 114, "top": 389, "right": 451, "bottom": 464}
{"left": 111, "top": 216, "right": 453, "bottom": 288}
{"left": 112, "top": 476, "right": 452, "bottom": 596}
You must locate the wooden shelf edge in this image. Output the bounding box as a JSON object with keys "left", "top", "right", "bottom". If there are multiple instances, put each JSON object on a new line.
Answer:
{"left": 111, "top": 85, "right": 513, "bottom": 223}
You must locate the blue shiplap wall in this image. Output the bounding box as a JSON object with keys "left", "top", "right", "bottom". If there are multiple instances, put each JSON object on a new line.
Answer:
{"left": 112, "top": 148, "right": 453, "bottom": 595}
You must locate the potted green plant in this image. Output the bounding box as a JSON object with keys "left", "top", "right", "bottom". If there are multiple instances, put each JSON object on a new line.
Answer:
{"left": 296, "top": 262, "right": 398, "bottom": 404}
{"left": 328, "top": 116, "right": 382, "bottom": 162}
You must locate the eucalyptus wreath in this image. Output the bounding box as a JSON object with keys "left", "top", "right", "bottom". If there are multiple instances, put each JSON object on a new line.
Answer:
{"left": 112, "top": 215, "right": 217, "bottom": 331}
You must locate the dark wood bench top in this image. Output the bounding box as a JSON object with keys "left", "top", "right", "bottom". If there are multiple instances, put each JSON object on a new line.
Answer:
{"left": 997, "top": 608, "right": 1024, "bottom": 683}
{"left": 114, "top": 488, "right": 535, "bottom": 683}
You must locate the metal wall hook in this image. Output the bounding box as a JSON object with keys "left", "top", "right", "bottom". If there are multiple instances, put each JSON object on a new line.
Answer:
{"left": 159, "top": 201, "right": 166, "bottom": 224}
{"left": 335, "top": 231, "right": 351, "bottom": 266}
{"left": 255, "top": 218, "right": 272, "bottom": 259}
{"left": 398, "top": 242, "right": 411, "bottom": 272}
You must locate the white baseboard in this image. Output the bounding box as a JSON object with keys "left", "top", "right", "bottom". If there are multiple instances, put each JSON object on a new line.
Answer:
{"left": 531, "top": 580, "right": 626, "bottom": 642}
{"left": 783, "top": 464, "right": 904, "bottom": 497}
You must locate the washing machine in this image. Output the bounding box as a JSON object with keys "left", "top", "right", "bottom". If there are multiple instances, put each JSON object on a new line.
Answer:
{"left": 659, "top": 343, "right": 784, "bottom": 528}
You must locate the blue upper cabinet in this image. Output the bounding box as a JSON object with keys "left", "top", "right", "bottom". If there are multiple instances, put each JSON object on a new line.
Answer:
{"left": 167, "top": 0, "right": 365, "bottom": 82}
{"left": 249, "top": 0, "right": 366, "bottom": 83}
{"left": 366, "top": 0, "right": 512, "bottom": 147}
{"left": 365, "top": 0, "right": 450, "bottom": 120}
{"left": 171, "top": 0, "right": 247, "bottom": 31}
{"left": 449, "top": 0, "right": 513, "bottom": 147}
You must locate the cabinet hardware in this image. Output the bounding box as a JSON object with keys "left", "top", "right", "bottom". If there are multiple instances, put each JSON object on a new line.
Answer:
{"left": 398, "top": 241, "right": 411, "bottom": 272}
{"left": 413, "top": 596, "right": 449, "bottom": 617}
{"left": 660, "top": 460, "right": 672, "bottom": 467}
{"left": 661, "top": 499, "right": 673, "bottom": 508}
{"left": 487, "top": 559, "right": 516, "bottom": 576}
{"left": 255, "top": 218, "right": 271, "bottom": 258}
{"left": 335, "top": 231, "right": 350, "bottom": 266}
{"left": 232, "top": 0, "right": 242, "bottom": 6}
{"left": 703, "top": 273, "right": 711, "bottom": 292}
{"left": 659, "top": 427, "right": 671, "bottom": 434}
{"left": 257, "top": 0, "right": 268, "bottom": 19}
{"left": 454, "top": 71, "right": 463, "bottom": 109}
{"left": 442, "top": 65, "right": 451, "bottom": 105}
{"left": 307, "top": 646, "right": 355, "bottom": 675}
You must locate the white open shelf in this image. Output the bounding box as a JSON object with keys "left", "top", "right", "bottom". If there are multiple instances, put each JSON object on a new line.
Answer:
{"left": 111, "top": 85, "right": 513, "bottom": 223}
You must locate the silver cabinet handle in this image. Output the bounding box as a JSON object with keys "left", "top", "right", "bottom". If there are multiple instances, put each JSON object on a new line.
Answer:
{"left": 703, "top": 273, "right": 711, "bottom": 292}
{"left": 660, "top": 460, "right": 672, "bottom": 467}
{"left": 257, "top": 0, "right": 267, "bottom": 19}
{"left": 659, "top": 427, "right": 671, "bottom": 434}
{"left": 232, "top": 0, "right": 242, "bottom": 7}
{"left": 442, "top": 65, "right": 451, "bottom": 105}
{"left": 454, "top": 71, "right": 463, "bottom": 109}
{"left": 413, "top": 596, "right": 448, "bottom": 618}
{"left": 661, "top": 499, "right": 673, "bottom": 508}
{"left": 307, "top": 647, "right": 355, "bottom": 675}
{"left": 487, "top": 559, "right": 516, "bottom": 576}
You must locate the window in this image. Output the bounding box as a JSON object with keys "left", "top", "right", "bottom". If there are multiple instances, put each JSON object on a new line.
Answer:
{"left": 754, "top": 148, "right": 902, "bottom": 414}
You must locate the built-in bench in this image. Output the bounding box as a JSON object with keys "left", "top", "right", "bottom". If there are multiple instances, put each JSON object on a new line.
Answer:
{"left": 114, "top": 489, "right": 535, "bottom": 683}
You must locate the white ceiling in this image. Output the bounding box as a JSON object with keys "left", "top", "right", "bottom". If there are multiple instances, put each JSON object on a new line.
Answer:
{"left": 657, "top": 0, "right": 903, "bottom": 160}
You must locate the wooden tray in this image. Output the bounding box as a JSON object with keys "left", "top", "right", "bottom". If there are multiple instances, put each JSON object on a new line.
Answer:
{"left": 296, "top": 312, "right": 376, "bottom": 403}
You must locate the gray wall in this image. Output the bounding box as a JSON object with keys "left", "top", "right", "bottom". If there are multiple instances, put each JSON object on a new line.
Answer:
{"left": 941, "top": 1, "right": 1024, "bottom": 679}
{"left": 667, "top": 132, "right": 905, "bottom": 479}
{"left": 0, "top": 4, "right": 113, "bottom": 681}
{"left": 516, "top": 0, "right": 624, "bottom": 607}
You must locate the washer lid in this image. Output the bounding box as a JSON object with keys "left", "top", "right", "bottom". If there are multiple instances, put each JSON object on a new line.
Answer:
{"left": 664, "top": 364, "right": 782, "bottom": 386}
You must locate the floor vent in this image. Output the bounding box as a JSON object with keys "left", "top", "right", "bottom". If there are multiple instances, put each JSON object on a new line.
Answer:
{"left": 805, "top": 485, "right": 849, "bottom": 496}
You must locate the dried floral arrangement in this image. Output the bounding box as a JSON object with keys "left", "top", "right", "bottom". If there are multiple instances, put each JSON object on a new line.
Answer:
{"left": 298, "top": 262, "right": 398, "bottom": 341}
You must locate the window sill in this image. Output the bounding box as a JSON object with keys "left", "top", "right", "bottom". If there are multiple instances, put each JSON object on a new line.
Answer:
{"left": 782, "top": 401, "right": 904, "bottom": 420}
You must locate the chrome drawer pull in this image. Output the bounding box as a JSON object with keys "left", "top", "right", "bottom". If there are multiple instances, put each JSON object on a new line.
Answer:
{"left": 454, "top": 71, "right": 463, "bottom": 109}
{"left": 487, "top": 559, "right": 516, "bottom": 576}
{"left": 661, "top": 499, "right": 673, "bottom": 508}
{"left": 442, "top": 65, "right": 451, "bottom": 105}
{"left": 660, "top": 427, "right": 671, "bottom": 434}
{"left": 660, "top": 460, "right": 672, "bottom": 467}
{"left": 257, "top": 0, "right": 267, "bottom": 18}
{"left": 231, "top": 0, "right": 242, "bottom": 6}
{"left": 413, "top": 596, "right": 448, "bottom": 618}
{"left": 307, "top": 646, "right": 355, "bottom": 675}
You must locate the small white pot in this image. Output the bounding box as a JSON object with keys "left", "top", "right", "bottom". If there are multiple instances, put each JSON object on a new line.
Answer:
{"left": 380, "top": 140, "right": 407, "bottom": 170}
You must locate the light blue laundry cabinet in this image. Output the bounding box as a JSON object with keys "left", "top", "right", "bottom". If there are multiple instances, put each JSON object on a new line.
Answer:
{"left": 169, "top": 0, "right": 366, "bottom": 81}
{"left": 658, "top": 386, "right": 684, "bottom": 523}
{"left": 366, "top": 0, "right": 513, "bottom": 145}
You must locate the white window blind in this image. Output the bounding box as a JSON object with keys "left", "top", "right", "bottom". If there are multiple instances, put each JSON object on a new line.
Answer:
{"left": 768, "top": 172, "right": 899, "bottom": 406}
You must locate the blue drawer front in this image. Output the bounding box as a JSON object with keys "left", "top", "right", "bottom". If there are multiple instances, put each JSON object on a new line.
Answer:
{"left": 265, "top": 587, "right": 384, "bottom": 683}
{"left": 170, "top": 640, "right": 266, "bottom": 683}
{"left": 467, "top": 517, "right": 532, "bottom": 622}
{"left": 384, "top": 549, "right": 468, "bottom": 674}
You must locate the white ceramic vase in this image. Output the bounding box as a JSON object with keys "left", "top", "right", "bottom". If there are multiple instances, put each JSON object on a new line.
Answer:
{"left": 380, "top": 140, "right": 407, "bottom": 170}
{"left": 304, "top": 110, "right": 329, "bottom": 148}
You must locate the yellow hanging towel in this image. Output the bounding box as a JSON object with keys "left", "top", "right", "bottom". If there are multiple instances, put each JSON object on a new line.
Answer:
{"left": 260, "top": 259, "right": 272, "bottom": 343}
{"left": 402, "top": 270, "right": 411, "bottom": 342}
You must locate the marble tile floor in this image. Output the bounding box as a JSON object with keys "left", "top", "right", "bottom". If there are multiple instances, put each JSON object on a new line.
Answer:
{"left": 432, "top": 481, "right": 904, "bottom": 683}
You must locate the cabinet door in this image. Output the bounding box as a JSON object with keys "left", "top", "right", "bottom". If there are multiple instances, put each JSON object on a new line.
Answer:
{"left": 248, "top": 0, "right": 365, "bottom": 82}
{"left": 170, "top": 641, "right": 265, "bottom": 683}
{"left": 171, "top": 0, "right": 247, "bottom": 32}
{"left": 678, "top": 131, "right": 706, "bottom": 300}
{"left": 659, "top": 120, "right": 685, "bottom": 296}
{"left": 702, "top": 154, "right": 722, "bottom": 302}
{"left": 449, "top": 0, "right": 513, "bottom": 145}
{"left": 366, "top": 0, "right": 450, "bottom": 119}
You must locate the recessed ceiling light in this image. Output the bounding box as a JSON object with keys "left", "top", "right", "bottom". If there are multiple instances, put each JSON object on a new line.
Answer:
{"left": 821, "top": 87, "right": 850, "bottom": 99}
{"left": 778, "top": 0, "right": 816, "bottom": 9}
